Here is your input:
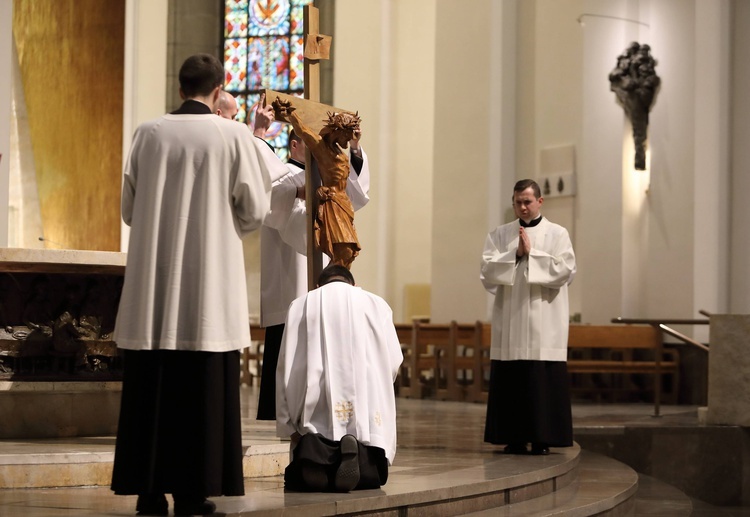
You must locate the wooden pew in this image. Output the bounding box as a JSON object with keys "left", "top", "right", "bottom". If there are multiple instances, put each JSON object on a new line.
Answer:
{"left": 567, "top": 325, "right": 680, "bottom": 416}
{"left": 398, "top": 321, "right": 452, "bottom": 399}
{"left": 242, "top": 324, "right": 266, "bottom": 387}
{"left": 396, "top": 320, "right": 492, "bottom": 402}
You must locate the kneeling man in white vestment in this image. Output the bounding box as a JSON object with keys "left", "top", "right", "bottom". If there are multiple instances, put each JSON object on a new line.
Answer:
{"left": 276, "top": 265, "right": 403, "bottom": 492}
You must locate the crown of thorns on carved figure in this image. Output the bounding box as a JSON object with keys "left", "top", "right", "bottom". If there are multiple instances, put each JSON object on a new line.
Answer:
{"left": 319, "top": 111, "right": 361, "bottom": 136}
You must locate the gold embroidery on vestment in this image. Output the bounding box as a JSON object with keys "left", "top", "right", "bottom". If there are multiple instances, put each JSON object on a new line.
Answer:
{"left": 335, "top": 401, "right": 354, "bottom": 423}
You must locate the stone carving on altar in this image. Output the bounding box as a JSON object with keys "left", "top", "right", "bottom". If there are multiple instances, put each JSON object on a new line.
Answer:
{"left": 609, "top": 42, "right": 661, "bottom": 171}
{"left": 0, "top": 273, "right": 123, "bottom": 379}
{"left": 272, "top": 97, "right": 362, "bottom": 269}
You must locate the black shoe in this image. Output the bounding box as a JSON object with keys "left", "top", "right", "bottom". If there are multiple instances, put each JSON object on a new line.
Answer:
{"left": 334, "top": 434, "right": 361, "bottom": 492}
{"left": 173, "top": 495, "right": 216, "bottom": 516}
{"left": 531, "top": 443, "right": 550, "bottom": 455}
{"left": 135, "top": 493, "right": 168, "bottom": 516}
{"left": 300, "top": 463, "right": 330, "bottom": 491}
{"left": 503, "top": 443, "right": 528, "bottom": 455}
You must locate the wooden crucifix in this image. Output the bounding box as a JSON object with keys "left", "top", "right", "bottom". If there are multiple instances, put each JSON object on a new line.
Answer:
{"left": 265, "top": 4, "right": 361, "bottom": 290}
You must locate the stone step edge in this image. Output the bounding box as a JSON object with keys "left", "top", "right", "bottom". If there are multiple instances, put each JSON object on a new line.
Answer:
{"left": 459, "top": 450, "right": 638, "bottom": 516}
{"left": 0, "top": 443, "right": 289, "bottom": 489}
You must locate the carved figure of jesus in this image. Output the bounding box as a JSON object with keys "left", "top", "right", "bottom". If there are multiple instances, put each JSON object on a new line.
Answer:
{"left": 272, "top": 98, "right": 362, "bottom": 269}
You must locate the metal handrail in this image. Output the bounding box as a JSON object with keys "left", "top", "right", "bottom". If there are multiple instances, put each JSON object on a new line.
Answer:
{"left": 611, "top": 316, "right": 710, "bottom": 352}
{"left": 610, "top": 314, "right": 711, "bottom": 417}
{"left": 656, "top": 324, "right": 709, "bottom": 352}
{"left": 611, "top": 317, "right": 709, "bottom": 325}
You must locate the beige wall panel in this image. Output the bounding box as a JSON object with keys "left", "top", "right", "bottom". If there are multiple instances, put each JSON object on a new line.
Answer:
{"left": 13, "top": 0, "right": 124, "bottom": 251}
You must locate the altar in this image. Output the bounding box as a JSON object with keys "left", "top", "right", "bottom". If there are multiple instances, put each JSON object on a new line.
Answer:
{"left": 0, "top": 248, "right": 126, "bottom": 438}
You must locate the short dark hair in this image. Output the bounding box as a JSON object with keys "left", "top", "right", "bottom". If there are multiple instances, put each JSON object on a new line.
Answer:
{"left": 178, "top": 54, "right": 224, "bottom": 98}
{"left": 289, "top": 130, "right": 302, "bottom": 144}
{"left": 513, "top": 179, "right": 541, "bottom": 199}
{"left": 318, "top": 265, "right": 355, "bottom": 286}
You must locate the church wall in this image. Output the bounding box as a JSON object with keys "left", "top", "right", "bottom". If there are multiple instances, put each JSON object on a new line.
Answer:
{"left": 12, "top": 0, "right": 125, "bottom": 252}
{"left": 121, "top": 0, "right": 169, "bottom": 252}
{"left": 430, "top": 0, "right": 495, "bottom": 323}
{"left": 730, "top": 0, "right": 750, "bottom": 314}
{"left": 526, "top": 0, "right": 584, "bottom": 319}
{"left": 332, "top": 1, "right": 388, "bottom": 300}
{"left": 0, "top": 1, "right": 11, "bottom": 246}
{"left": 577, "top": 0, "right": 642, "bottom": 325}
{"left": 643, "top": 1, "right": 697, "bottom": 322}
{"left": 332, "top": 0, "right": 438, "bottom": 322}
{"left": 387, "top": 0, "right": 436, "bottom": 322}
{"left": 165, "top": 0, "right": 222, "bottom": 113}
{"left": 692, "top": 0, "right": 731, "bottom": 341}
{"left": 532, "top": 0, "right": 731, "bottom": 332}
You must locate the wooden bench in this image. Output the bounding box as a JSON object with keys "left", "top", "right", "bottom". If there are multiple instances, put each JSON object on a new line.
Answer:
{"left": 567, "top": 325, "right": 680, "bottom": 416}
{"left": 396, "top": 320, "right": 491, "bottom": 402}
{"left": 449, "top": 321, "right": 491, "bottom": 403}
{"left": 397, "top": 322, "right": 452, "bottom": 399}
{"left": 242, "top": 325, "right": 266, "bottom": 386}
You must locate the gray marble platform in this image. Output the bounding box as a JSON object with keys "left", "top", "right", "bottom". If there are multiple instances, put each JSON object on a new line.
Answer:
{"left": 1, "top": 392, "right": 747, "bottom": 516}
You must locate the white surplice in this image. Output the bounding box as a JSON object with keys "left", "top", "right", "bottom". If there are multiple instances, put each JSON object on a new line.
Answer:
{"left": 115, "top": 113, "right": 287, "bottom": 352}
{"left": 276, "top": 281, "right": 403, "bottom": 464}
{"left": 480, "top": 217, "right": 577, "bottom": 362}
{"left": 260, "top": 150, "right": 370, "bottom": 327}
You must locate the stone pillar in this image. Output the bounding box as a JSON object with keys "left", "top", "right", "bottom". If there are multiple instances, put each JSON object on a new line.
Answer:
{"left": 706, "top": 314, "right": 750, "bottom": 426}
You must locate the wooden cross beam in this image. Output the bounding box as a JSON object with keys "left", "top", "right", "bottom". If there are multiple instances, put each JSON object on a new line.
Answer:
{"left": 262, "top": 90, "right": 355, "bottom": 136}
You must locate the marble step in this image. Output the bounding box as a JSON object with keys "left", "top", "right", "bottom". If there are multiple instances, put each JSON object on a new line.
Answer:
{"left": 0, "top": 421, "right": 288, "bottom": 489}
{"left": 0, "top": 444, "right": 583, "bottom": 515}
{"left": 460, "top": 451, "right": 639, "bottom": 516}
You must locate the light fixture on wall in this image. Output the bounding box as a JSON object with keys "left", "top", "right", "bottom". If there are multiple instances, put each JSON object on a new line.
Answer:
{"left": 609, "top": 42, "right": 660, "bottom": 171}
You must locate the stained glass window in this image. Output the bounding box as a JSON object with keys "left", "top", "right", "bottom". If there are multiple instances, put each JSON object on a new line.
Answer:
{"left": 224, "top": 0, "right": 313, "bottom": 160}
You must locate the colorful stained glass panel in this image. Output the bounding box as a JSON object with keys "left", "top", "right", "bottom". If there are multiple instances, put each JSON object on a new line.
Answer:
{"left": 290, "top": 5, "right": 304, "bottom": 34}
{"left": 224, "top": 39, "right": 247, "bottom": 92}
{"left": 235, "top": 95, "right": 248, "bottom": 124}
{"left": 249, "top": 0, "right": 290, "bottom": 36}
{"left": 247, "top": 37, "right": 290, "bottom": 91}
{"left": 225, "top": 9, "right": 248, "bottom": 38}
{"left": 226, "top": 0, "right": 249, "bottom": 10}
{"left": 224, "top": 0, "right": 312, "bottom": 156}
{"left": 289, "top": 36, "right": 304, "bottom": 90}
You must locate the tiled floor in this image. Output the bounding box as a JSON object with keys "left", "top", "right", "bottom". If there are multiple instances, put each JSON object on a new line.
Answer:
{"left": 0, "top": 387, "right": 748, "bottom": 516}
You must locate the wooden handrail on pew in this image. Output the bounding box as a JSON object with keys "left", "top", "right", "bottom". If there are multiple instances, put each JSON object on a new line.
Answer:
{"left": 611, "top": 317, "right": 710, "bottom": 353}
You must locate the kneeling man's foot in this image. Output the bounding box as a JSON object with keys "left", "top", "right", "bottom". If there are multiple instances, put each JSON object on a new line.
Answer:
{"left": 301, "top": 463, "right": 330, "bottom": 491}
{"left": 503, "top": 443, "right": 528, "bottom": 455}
{"left": 334, "top": 434, "right": 360, "bottom": 492}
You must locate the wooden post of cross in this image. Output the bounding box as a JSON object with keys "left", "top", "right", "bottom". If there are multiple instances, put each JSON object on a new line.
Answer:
{"left": 266, "top": 6, "right": 359, "bottom": 290}
{"left": 302, "top": 4, "right": 327, "bottom": 291}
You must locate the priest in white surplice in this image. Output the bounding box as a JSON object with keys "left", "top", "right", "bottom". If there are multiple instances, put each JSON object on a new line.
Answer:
{"left": 276, "top": 265, "right": 402, "bottom": 492}
{"left": 480, "top": 179, "right": 576, "bottom": 456}
{"left": 111, "top": 54, "right": 287, "bottom": 516}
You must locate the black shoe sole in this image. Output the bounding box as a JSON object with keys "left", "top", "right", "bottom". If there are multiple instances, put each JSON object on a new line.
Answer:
{"left": 334, "top": 434, "right": 361, "bottom": 492}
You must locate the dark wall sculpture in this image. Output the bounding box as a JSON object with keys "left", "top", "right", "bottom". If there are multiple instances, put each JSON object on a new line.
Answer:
{"left": 0, "top": 273, "right": 123, "bottom": 380}
{"left": 609, "top": 42, "right": 661, "bottom": 170}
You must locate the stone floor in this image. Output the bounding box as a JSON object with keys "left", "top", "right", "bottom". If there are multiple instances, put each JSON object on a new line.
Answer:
{"left": 0, "top": 386, "right": 748, "bottom": 516}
